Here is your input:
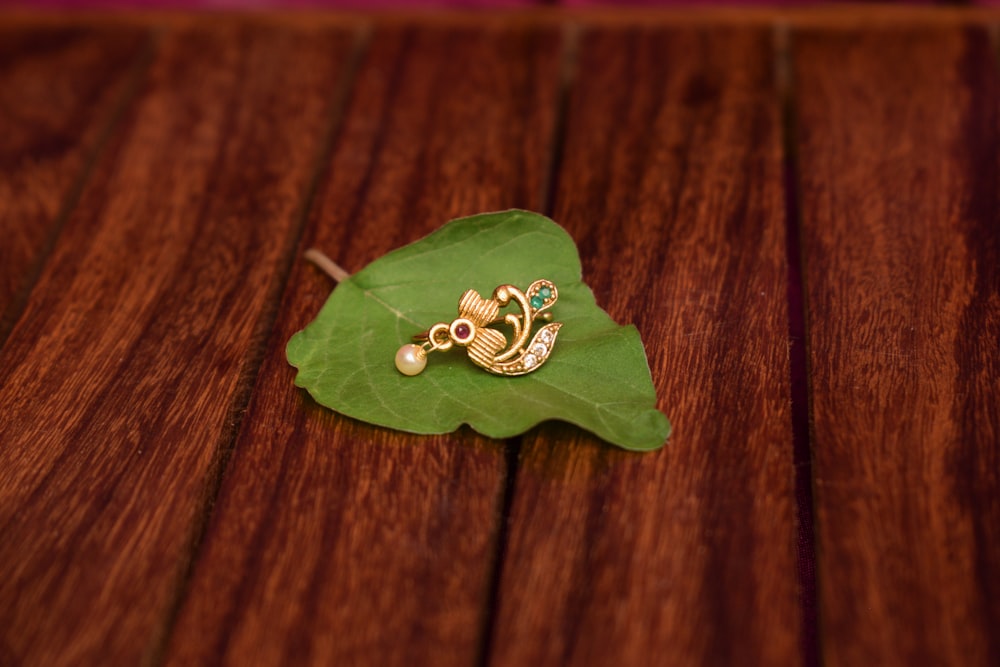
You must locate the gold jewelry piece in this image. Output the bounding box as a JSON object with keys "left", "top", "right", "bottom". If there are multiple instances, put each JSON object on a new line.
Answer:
{"left": 395, "top": 279, "right": 562, "bottom": 377}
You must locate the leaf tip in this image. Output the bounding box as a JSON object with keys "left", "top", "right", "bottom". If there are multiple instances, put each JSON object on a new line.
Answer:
{"left": 616, "top": 410, "right": 671, "bottom": 451}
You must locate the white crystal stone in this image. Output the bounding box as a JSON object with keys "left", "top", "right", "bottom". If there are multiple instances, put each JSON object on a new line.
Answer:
{"left": 523, "top": 353, "right": 537, "bottom": 369}
{"left": 533, "top": 343, "right": 547, "bottom": 356}
{"left": 540, "top": 330, "right": 553, "bottom": 343}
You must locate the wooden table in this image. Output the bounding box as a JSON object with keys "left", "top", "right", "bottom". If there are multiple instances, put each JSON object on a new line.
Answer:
{"left": 1, "top": 8, "right": 998, "bottom": 666}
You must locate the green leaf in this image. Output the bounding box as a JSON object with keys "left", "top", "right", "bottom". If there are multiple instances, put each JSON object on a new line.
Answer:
{"left": 286, "top": 210, "right": 671, "bottom": 451}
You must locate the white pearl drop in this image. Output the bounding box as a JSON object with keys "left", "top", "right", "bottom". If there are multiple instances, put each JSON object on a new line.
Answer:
{"left": 395, "top": 344, "right": 427, "bottom": 376}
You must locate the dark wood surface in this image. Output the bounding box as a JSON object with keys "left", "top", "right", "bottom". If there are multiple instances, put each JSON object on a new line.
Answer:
{"left": 0, "top": 23, "right": 356, "bottom": 666}
{"left": 0, "top": 26, "right": 147, "bottom": 341}
{"left": 794, "top": 26, "right": 1000, "bottom": 667}
{"left": 163, "top": 25, "right": 561, "bottom": 666}
{"left": 489, "top": 27, "right": 799, "bottom": 666}
{"left": 0, "top": 10, "right": 997, "bottom": 667}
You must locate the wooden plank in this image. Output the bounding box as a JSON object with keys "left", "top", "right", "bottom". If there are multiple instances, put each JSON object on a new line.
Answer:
{"left": 794, "top": 27, "right": 1000, "bottom": 666}
{"left": 0, "top": 26, "right": 148, "bottom": 341}
{"left": 163, "top": 25, "right": 562, "bottom": 666}
{"left": 0, "top": 24, "right": 356, "bottom": 666}
{"left": 488, "top": 27, "right": 800, "bottom": 666}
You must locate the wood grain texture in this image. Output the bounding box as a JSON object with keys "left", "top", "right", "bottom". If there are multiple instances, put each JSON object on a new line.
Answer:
{"left": 0, "top": 26, "right": 147, "bottom": 340}
{"left": 487, "top": 28, "right": 800, "bottom": 666}
{"left": 163, "top": 25, "right": 562, "bottom": 666}
{"left": 0, "top": 24, "right": 355, "bottom": 666}
{"left": 794, "top": 28, "right": 1000, "bottom": 666}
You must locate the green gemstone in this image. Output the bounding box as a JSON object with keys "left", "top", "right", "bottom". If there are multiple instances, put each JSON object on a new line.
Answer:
{"left": 530, "top": 296, "right": 544, "bottom": 309}
{"left": 539, "top": 286, "right": 552, "bottom": 299}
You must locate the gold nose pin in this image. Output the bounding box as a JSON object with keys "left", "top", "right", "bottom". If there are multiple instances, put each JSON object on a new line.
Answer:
{"left": 394, "top": 279, "right": 562, "bottom": 377}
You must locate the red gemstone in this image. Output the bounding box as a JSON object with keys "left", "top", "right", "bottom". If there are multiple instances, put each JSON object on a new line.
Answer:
{"left": 455, "top": 323, "right": 471, "bottom": 340}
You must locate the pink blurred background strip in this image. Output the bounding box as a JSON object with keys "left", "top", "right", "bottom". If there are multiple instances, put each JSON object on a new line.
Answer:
{"left": 4, "top": 0, "right": 996, "bottom": 8}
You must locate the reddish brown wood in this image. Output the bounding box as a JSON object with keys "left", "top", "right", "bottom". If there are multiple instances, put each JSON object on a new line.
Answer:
{"left": 3, "top": 12, "right": 998, "bottom": 667}
{"left": 487, "top": 28, "right": 800, "bottom": 666}
{"left": 0, "top": 25, "right": 356, "bottom": 666}
{"left": 794, "top": 28, "right": 1000, "bottom": 667}
{"left": 0, "top": 27, "right": 148, "bottom": 340}
{"left": 163, "top": 25, "right": 562, "bottom": 666}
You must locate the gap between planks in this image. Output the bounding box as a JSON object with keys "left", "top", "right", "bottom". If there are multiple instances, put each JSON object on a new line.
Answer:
{"left": 774, "top": 21, "right": 821, "bottom": 667}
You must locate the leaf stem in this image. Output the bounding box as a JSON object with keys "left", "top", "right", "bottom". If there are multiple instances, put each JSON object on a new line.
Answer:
{"left": 303, "top": 248, "right": 350, "bottom": 283}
